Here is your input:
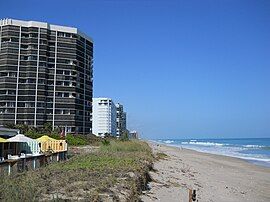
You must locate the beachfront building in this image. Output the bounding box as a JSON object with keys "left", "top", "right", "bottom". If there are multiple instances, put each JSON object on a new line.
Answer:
{"left": 0, "top": 18, "right": 93, "bottom": 134}
{"left": 116, "top": 103, "right": 127, "bottom": 136}
{"left": 92, "top": 98, "right": 117, "bottom": 137}
{"left": 129, "top": 130, "right": 139, "bottom": 139}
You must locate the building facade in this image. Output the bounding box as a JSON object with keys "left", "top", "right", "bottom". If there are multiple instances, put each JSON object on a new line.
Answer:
{"left": 116, "top": 103, "right": 127, "bottom": 136}
{"left": 0, "top": 18, "right": 93, "bottom": 134}
{"left": 92, "top": 98, "right": 117, "bottom": 137}
{"left": 129, "top": 130, "right": 139, "bottom": 139}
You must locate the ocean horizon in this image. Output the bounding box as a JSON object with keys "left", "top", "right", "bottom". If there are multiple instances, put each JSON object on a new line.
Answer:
{"left": 152, "top": 137, "right": 270, "bottom": 168}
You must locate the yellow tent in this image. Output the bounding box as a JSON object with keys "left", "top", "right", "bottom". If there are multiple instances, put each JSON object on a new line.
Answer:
{"left": 36, "top": 135, "right": 67, "bottom": 153}
{"left": 0, "top": 137, "right": 7, "bottom": 158}
{"left": 37, "top": 135, "right": 56, "bottom": 142}
{"left": 0, "top": 137, "right": 7, "bottom": 143}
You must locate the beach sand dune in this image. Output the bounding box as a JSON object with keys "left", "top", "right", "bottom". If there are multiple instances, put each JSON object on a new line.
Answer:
{"left": 141, "top": 142, "right": 270, "bottom": 202}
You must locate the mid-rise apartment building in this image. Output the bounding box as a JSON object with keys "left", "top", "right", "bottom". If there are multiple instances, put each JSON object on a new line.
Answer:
{"left": 129, "top": 130, "right": 139, "bottom": 139}
{"left": 116, "top": 103, "right": 127, "bottom": 136}
{"left": 92, "top": 98, "right": 117, "bottom": 136}
{"left": 0, "top": 18, "right": 93, "bottom": 134}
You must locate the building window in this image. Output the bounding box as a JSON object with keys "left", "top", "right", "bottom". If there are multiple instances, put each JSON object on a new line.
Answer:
{"left": 58, "top": 32, "right": 65, "bottom": 37}
{"left": 29, "top": 33, "right": 38, "bottom": 38}
{"left": 0, "top": 72, "right": 8, "bottom": 77}
{"left": 47, "top": 81, "right": 54, "bottom": 85}
{"left": 38, "top": 79, "right": 45, "bottom": 84}
{"left": 21, "top": 44, "right": 28, "bottom": 49}
{"left": 64, "top": 70, "right": 70, "bottom": 75}
{"left": 19, "top": 79, "right": 26, "bottom": 83}
{"left": 7, "top": 90, "right": 16, "bottom": 95}
{"left": 37, "top": 103, "right": 45, "bottom": 108}
{"left": 20, "top": 55, "right": 38, "bottom": 61}
{"left": 17, "top": 102, "right": 25, "bottom": 107}
{"left": 63, "top": 110, "right": 70, "bottom": 115}
{"left": 58, "top": 32, "right": 72, "bottom": 38}
{"left": 7, "top": 102, "right": 15, "bottom": 107}
{"left": 25, "top": 102, "right": 35, "bottom": 108}
{"left": 9, "top": 72, "right": 17, "bottom": 77}
{"left": 1, "top": 37, "right": 11, "bottom": 43}
{"left": 40, "top": 40, "right": 47, "bottom": 45}
{"left": 56, "top": 92, "right": 62, "bottom": 97}
{"left": 56, "top": 70, "right": 63, "bottom": 75}
{"left": 21, "top": 33, "right": 29, "bottom": 38}
{"left": 27, "top": 79, "right": 35, "bottom": 83}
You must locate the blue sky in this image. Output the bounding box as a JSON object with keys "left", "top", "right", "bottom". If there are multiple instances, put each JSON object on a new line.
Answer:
{"left": 2, "top": 0, "right": 270, "bottom": 139}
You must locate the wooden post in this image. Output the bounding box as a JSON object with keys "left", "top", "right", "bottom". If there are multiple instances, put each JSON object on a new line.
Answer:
{"left": 33, "top": 157, "right": 36, "bottom": 170}
{"left": 189, "top": 189, "right": 192, "bottom": 202}
{"left": 8, "top": 163, "right": 11, "bottom": 175}
{"left": 189, "top": 189, "right": 197, "bottom": 202}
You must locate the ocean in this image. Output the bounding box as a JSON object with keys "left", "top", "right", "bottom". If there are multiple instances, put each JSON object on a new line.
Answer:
{"left": 154, "top": 138, "right": 270, "bottom": 168}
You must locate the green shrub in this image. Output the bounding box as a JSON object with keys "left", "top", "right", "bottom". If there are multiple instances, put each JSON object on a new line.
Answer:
{"left": 66, "top": 134, "right": 88, "bottom": 146}
{"left": 120, "top": 131, "right": 129, "bottom": 141}
{"left": 101, "top": 139, "right": 110, "bottom": 146}
{"left": 155, "top": 152, "right": 168, "bottom": 160}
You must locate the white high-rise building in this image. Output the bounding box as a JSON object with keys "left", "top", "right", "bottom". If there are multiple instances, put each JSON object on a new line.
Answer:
{"left": 92, "top": 98, "right": 117, "bottom": 137}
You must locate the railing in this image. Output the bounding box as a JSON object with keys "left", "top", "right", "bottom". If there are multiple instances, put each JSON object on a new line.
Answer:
{"left": 0, "top": 151, "right": 67, "bottom": 175}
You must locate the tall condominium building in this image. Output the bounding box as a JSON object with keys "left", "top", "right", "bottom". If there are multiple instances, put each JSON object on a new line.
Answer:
{"left": 92, "top": 98, "right": 117, "bottom": 137}
{"left": 116, "top": 103, "right": 127, "bottom": 136}
{"left": 0, "top": 18, "right": 93, "bottom": 134}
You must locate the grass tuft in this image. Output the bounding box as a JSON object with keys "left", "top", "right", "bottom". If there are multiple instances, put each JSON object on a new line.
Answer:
{"left": 155, "top": 152, "right": 169, "bottom": 160}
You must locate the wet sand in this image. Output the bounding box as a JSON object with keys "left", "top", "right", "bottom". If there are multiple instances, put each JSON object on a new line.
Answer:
{"left": 141, "top": 141, "right": 270, "bottom": 202}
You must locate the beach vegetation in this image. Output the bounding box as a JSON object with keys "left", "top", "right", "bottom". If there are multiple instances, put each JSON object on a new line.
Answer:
{"left": 120, "top": 131, "right": 129, "bottom": 141}
{"left": 101, "top": 139, "right": 110, "bottom": 146}
{"left": 0, "top": 140, "right": 153, "bottom": 201}
{"left": 155, "top": 152, "right": 169, "bottom": 160}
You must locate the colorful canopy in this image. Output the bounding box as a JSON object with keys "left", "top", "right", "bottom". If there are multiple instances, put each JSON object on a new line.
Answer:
{"left": 37, "top": 135, "right": 67, "bottom": 153}
{"left": 7, "top": 134, "right": 35, "bottom": 142}
{"left": 7, "top": 134, "right": 40, "bottom": 154}
{"left": 36, "top": 135, "right": 57, "bottom": 142}
{"left": 0, "top": 137, "right": 7, "bottom": 143}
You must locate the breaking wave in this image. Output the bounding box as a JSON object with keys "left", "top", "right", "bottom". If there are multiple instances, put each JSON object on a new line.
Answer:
{"left": 163, "top": 140, "right": 174, "bottom": 144}
{"left": 181, "top": 141, "right": 227, "bottom": 147}
{"left": 244, "top": 144, "right": 263, "bottom": 148}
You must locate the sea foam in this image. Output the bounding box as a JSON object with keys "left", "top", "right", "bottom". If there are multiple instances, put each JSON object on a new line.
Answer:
{"left": 181, "top": 141, "right": 226, "bottom": 146}
{"left": 163, "top": 140, "right": 174, "bottom": 144}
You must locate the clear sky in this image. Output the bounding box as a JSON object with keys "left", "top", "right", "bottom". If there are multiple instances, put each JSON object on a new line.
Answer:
{"left": 2, "top": 0, "right": 270, "bottom": 139}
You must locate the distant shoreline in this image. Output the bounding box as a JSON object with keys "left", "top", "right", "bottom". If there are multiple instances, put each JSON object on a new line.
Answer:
{"left": 147, "top": 139, "right": 270, "bottom": 168}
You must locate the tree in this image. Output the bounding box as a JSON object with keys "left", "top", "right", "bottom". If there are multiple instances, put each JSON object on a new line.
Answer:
{"left": 15, "top": 124, "right": 29, "bottom": 134}
{"left": 44, "top": 122, "right": 53, "bottom": 133}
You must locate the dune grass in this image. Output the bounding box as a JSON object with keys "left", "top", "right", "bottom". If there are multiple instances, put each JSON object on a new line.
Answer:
{"left": 0, "top": 140, "right": 153, "bottom": 201}
{"left": 100, "top": 140, "right": 152, "bottom": 152}
{"left": 155, "top": 152, "right": 169, "bottom": 161}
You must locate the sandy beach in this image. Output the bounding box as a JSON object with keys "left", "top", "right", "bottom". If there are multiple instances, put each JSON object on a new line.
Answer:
{"left": 141, "top": 141, "right": 270, "bottom": 202}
